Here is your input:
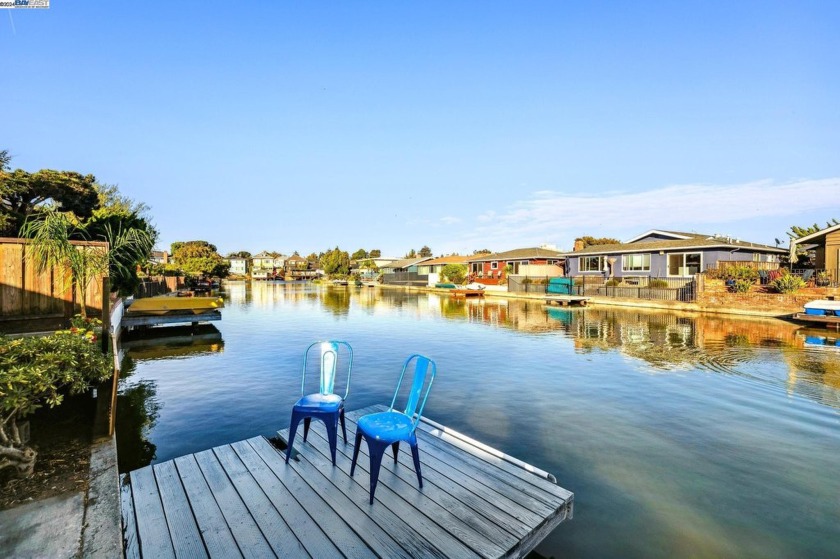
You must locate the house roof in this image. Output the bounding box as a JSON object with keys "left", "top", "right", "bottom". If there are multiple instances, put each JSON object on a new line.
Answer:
{"left": 568, "top": 234, "right": 786, "bottom": 256}
{"left": 467, "top": 247, "right": 566, "bottom": 262}
{"left": 286, "top": 254, "right": 306, "bottom": 262}
{"left": 384, "top": 256, "right": 435, "bottom": 269}
{"left": 421, "top": 255, "right": 469, "bottom": 266}
{"left": 623, "top": 230, "right": 706, "bottom": 243}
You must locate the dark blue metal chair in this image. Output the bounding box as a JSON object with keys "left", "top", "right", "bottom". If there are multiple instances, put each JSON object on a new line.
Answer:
{"left": 350, "top": 354, "right": 436, "bottom": 504}
{"left": 286, "top": 341, "right": 353, "bottom": 465}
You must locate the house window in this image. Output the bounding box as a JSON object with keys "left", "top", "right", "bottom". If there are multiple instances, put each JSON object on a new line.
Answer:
{"left": 580, "top": 256, "right": 605, "bottom": 272}
{"left": 753, "top": 253, "right": 761, "bottom": 262}
{"left": 667, "top": 253, "right": 702, "bottom": 276}
{"left": 622, "top": 253, "right": 651, "bottom": 272}
{"left": 491, "top": 261, "right": 499, "bottom": 270}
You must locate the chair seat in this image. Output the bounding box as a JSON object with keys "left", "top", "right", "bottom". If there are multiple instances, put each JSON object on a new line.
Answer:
{"left": 294, "top": 393, "right": 343, "bottom": 412}
{"left": 357, "top": 411, "right": 415, "bottom": 444}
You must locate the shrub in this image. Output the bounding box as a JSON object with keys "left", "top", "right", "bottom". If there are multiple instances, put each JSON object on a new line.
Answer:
{"left": 649, "top": 279, "right": 669, "bottom": 288}
{"left": 0, "top": 333, "right": 111, "bottom": 477}
{"left": 441, "top": 264, "right": 467, "bottom": 284}
{"left": 731, "top": 266, "right": 759, "bottom": 282}
{"left": 730, "top": 279, "right": 754, "bottom": 293}
{"left": 605, "top": 279, "right": 620, "bottom": 287}
{"left": 772, "top": 274, "right": 805, "bottom": 294}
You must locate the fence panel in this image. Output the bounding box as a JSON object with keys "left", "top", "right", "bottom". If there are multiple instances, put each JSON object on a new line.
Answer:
{"left": 572, "top": 275, "right": 696, "bottom": 302}
{"left": 382, "top": 271, "right": 429, "bottom": 286}
{"left": 0, "top": 237, "right": 104, "bottom": 319}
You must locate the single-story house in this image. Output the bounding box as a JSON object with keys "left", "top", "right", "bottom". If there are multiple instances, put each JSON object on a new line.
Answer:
{"left": 788, "top": 223, "right": 840, "bottom": 285}
{"left": 466, "top": 248, "right": 566, "bottom": 279}
{"left": 379, "top": 256, "right": 435, "bottom": 274}
{"left": 416, "top": 255, "right": 470, "bottom": 286}
{"left": 564, "top": 230, "right": 787, "bottom": 279}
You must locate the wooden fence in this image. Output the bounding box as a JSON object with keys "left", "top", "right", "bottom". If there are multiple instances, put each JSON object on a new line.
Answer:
{"left": 0, "top": 237, "right": 107, "bottom": 321}
{"left": 135, "top": 276, "right": 186, "bottom": 298}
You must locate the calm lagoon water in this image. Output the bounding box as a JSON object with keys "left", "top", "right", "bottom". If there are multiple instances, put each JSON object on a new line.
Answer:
{"left": 117, "top": 281, "right": 840, "bottom": 558}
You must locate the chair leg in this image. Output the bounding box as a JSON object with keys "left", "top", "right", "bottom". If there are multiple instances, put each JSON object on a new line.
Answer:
{"left": 391, "top": 442, "right": 400, "bottom": 464}
{"left": 303, "top": 417, "right": 312, "bottom": 442}
{"left": 366, "top": 439, "right": 390, "bottom": 505}
{"left": 324, "top": 415, "right": 338, "bottom": 466}
{"left": 339, "top": 408, "right": 347, "bottom": 443}
{"left": 350, "top": 431, "right": 363, "bottom": 477}
{"left": 286, "top": 412, "right": 303, "bottom": 463}
{"left": 410, "top": 442, "right": 423, "bottom": 489}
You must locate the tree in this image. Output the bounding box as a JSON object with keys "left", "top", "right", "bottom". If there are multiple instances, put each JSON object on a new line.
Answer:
{"left": 305, "top": 252, "right": 320, "bottom": 264}
{"left": 787, "top": 219, "right": 839, "bottom": 240}
{"left": 171, "top": 241, "right": 229, "bottom": 278}
{"left": 576, "top": 236, "right": 621, "bottom": 247}
{"left": 405, "top": 249, "right": 417, "bottom": 258}
{"left": 369, "top": 249, "right": 381, "bottom": 258}
{"left": 473, "top": 249, "right": 492, "bottom": 255}
{"left": 84, "top": 183, "right": 157, "bottom": 296}
{"left": 441, "top": 264, "right": 467, "bottom": 284}
{"left": 320, "top": 247, "right": 350, "bottom": 276}
{"left": 227, "top": 251, "right": 252, "bottom": 258}
{"left": 21, "top": 209, "right": 153, "bottom": 317}
{"left": 351, "top": 248, "right": 368, "bottom": 260}
{"left": 0, "top": 168, "right": 100, "bottom": 236}
{"left": 418, "top": 246, "right": 432, "bottom": 257}
{"left": 0, "top": 332, "right": 112, "bottom": 477}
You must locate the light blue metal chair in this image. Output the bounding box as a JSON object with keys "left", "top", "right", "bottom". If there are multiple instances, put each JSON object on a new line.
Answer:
{"left": 350, "top": 354, "right": 436, "bottom": 504}
{"left": 286, "top": 341, "right": 353, "bottom": 465}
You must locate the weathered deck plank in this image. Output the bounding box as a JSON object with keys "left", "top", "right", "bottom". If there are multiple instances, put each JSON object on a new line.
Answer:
{"left": 153, "top": 460, "right": 208, "bottom": 558}
{"left": 128, "top": 465, "right": 176, "bottom": 559}
{"left": 192, "top": 449, "right": 276, "bottom": 558}
{"left": 172, "top": 454, "right": 242, "bottom": 558}
{"left": 243, "top": 438, "right": 379, "bottom": 559}
{"left": 122, "top": 406, "right": 573, "bottom": 558}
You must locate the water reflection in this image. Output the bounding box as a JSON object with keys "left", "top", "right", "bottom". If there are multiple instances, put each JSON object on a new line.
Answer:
{"left": 114, "top": 283, "right": 840, "bottom": 558}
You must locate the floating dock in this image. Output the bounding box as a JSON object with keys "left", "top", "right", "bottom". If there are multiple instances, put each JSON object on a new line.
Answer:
{"left": 120, "top": 404, "right": 573, "bottom": 558}
{"left": 543, "top": 295, "right": 589, "bottom": 306}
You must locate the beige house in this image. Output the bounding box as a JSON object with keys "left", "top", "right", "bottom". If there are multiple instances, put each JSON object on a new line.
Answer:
{"left": 789, "top": 223, "right": 840, "bottom": 286}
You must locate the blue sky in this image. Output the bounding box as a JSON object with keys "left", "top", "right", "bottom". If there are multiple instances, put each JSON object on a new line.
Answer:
{"left": 4, "top": 2, "right": 839, "bottom": 257}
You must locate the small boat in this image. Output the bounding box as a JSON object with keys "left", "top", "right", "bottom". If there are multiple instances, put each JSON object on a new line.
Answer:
{"left": 331, "top": 279, "right": 349, "bottom": 286}
{"left": 451, "top": 283, "right": 486, "bottom": 298}
{"left": 126, "top": 296, "right": 225, "bottom": 315}
{"left": 791, "top": 299, "right": 840, "bottom": 330}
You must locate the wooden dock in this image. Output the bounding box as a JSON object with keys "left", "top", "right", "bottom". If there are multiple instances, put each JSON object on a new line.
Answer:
{"left": 543, "top": 295, "right": 589, "bottom": 306}
{"left": 120, "top": 405, "right": 573, "bottom": 558}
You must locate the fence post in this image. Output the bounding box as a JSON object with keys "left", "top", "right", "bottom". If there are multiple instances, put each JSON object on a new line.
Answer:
{"left": 101, "top": 276, "right": 110, "bottom": 354}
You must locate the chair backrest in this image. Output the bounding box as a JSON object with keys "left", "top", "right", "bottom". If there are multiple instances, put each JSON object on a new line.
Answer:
{"left": 389, "top": 354, "right": 436, "bottom": 430}
{"left": 301, "top": 341, "right": 353, "bottom": 398}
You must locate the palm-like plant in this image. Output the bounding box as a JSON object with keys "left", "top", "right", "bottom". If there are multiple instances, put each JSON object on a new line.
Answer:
{"left": 21, "top": 210, "right": 153, "bottom": 318}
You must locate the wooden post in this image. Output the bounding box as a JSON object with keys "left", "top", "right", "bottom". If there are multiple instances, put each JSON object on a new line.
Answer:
{"left": 101, "top": 276, "right": 111, "bottom": 354}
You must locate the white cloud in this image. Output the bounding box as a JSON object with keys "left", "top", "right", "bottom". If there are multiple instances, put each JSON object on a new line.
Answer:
{"left": 442, "top": 178, "right": 840, "bottom": 252}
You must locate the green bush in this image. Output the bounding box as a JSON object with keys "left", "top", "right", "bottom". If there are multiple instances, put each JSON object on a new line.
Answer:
{"left": 731, "top": 279, "right": 754, "bottom": 293}
{"left": 605, "top": 279, "right": 620, "bottom": 287}
{"left": 0, "top": 333, "right": 112, "bottom": 477}
{"left": 730, "top": 266, "right": 759, "bottom": 283}
{"left": 441, "top": 264, "right": 467, "bottom": 284}
{"left": 649, "top": 279, "right": 669, "bottom": 288}
{"left": 772, "top": 274, "right": 805, "bottom": 294}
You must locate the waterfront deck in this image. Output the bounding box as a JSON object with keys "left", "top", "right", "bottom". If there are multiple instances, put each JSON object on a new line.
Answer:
{"left": 120, "top": 405, "right": 573, "bottom": 558}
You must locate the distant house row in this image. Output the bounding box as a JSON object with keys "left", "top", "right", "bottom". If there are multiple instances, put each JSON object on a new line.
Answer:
{"left": 374, "top": 229, "right": 786, "bottom": 284}
{"left": 203, "top": 228, "right": 787, "bottom": 283}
